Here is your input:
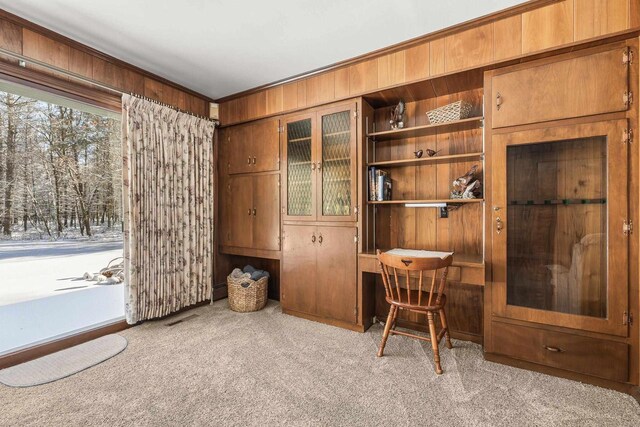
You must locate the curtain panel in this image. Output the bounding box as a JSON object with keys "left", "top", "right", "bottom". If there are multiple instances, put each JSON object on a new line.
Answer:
{"left": 122, "top": 94, "right": 216, "bottom": 324}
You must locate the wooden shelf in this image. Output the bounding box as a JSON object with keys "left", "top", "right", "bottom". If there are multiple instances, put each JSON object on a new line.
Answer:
{"left": 368, "top": 152, "right": 483, "bottom": 168}
{"left": 288, "top": 136, "right": 312, "bottom": 143}
{"left": 367, "top": 198, "right": 483, "bottom": 205}
{"left": 359, "top": 251, "right": 484, "bottom": 268}
{"left": 509, "top": 198, "right": 606, "bottom": 206}
{"left": 367, "top": 117, "right": 483, "bottom": 141}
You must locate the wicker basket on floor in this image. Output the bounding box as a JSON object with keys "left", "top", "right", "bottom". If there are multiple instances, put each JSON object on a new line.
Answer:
{"left": 426, "top": 100, "right": 473, "bottom": 124}
{"left": 227, "top": 274, "right": 268, "bottom": 312}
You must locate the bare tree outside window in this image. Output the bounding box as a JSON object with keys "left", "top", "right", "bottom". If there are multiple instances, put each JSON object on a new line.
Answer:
{"left": 0, "top": 91, "right": 122, "bottom": 241}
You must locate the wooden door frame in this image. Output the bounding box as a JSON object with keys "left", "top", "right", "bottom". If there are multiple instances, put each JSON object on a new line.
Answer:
{"left": 491, "top": 119, "right": 629, "bottom": 337}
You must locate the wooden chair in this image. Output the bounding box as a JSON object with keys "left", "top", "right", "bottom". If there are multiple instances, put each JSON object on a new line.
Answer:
{"left": 376, "top": 249, "right": 454, "bottom": 374}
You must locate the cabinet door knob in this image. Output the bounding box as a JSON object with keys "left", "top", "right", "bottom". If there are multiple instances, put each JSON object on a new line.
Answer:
{"left": 247, "top": 157, "right": 251, "bottom": 164}
{"left": 311, "top": 163, "right": 316, "bottom": 171}
{"left": 496, "top": 92, "right": 503, "bottom": 110}
{"left": 317, "top": 161, "right": 322, "bottom": 171}
{"left": 252, "top": 156, "right": 256, "bottom": 165}
{"left": 247, "top": 209, "right": 252, "bottom": 216}
{"left": 318, "top": 234, "right": 323, "bottom": 244}
{"left": 252, "top": 208, "right": 256, "bottom": 216}
{"left": 311, "top": 234, "right": 316, "bottom": 243}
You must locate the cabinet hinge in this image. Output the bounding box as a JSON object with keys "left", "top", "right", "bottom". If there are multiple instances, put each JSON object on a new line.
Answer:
{"left": 623, "top": 91, "right": 633, "bottom": 107}
{"left": 354, "top": 235, "right": 359, "bottom": 244}
{"left": 623, "top": 128, "right": 633, "bottom": 144}
{"left": 623, "top": 220, "right": 633, "bottom": 235}
{"left": 623, "top": 48, "right": 634, "bottom": 65}
{"left": 278, "top": 126, "right": 284, "bottom": 133}
{"left": 353, "top": 205, "right": 359, "bottom": 215}
{"left": 353, "top": 110, "right": 358, "bottom": 119}
{"left": 623, "top": 311, "right": 633, "bottom": 326}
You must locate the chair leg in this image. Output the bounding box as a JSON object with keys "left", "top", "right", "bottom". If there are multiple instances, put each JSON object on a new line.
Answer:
{"left": 439, "top": 308, "right": 453, "bottom": 349}
{"left": 427, "top": 311, "right": 442, "bottom": 374}
{"left": 377, "top": 305, "right": 396, "bottom": 357}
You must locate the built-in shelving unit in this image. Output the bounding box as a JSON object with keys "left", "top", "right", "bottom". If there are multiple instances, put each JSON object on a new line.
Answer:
{"left": 367, "top": 117, "right": 483, "bottom": 141}
{"left": 367, "top": 152, "right": 483, "bottom": 168}
{"left": 367, "top": 198, "right": 483, "bottom": 205}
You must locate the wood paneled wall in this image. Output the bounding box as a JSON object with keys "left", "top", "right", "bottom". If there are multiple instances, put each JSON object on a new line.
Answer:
{"left": 219, "top": 0, "right": 637, "bottom": 125}
{"left": 0, "top": 12, "right": 210, "bottom": 115}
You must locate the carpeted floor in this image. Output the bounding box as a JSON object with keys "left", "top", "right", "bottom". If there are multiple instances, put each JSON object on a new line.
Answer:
{"left": 2, "top": 300, "right": 639, "bottom": 427}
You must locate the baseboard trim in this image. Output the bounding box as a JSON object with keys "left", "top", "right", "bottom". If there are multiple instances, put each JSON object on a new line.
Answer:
{"left": 282, "top": 308, "right": 365, "bottom": 332}
{"left": 0, "top": 320, "right": 129, "bottom": 370}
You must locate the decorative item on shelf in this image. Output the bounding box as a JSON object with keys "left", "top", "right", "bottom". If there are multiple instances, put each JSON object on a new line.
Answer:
{"left": 451, "top": 165, "right": 482, "bottom": 199}
{"left": 426, "top": 100, "right": 472, "bottom": 124}
{"left": 425, "top": 149, "right": 440, "bottom": 157}
{"left": 389, "top": 100, "right": 405, "bottom": 129}
{"left": 414, "top": 149, "right": 423, "bottom": 158}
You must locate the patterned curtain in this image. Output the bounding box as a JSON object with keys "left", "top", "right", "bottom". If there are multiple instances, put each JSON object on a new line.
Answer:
{"left": 121, "top": 94, "right": 216, "bottom": 324}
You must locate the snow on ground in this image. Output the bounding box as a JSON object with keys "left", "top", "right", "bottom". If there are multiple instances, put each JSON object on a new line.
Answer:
{"left": 0, "top": 238, "right": 124, "bottom": 305}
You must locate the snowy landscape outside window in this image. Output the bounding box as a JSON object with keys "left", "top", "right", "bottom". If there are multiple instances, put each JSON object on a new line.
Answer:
{"left": 0, "top": 82, "right": 125, "bottom": 354}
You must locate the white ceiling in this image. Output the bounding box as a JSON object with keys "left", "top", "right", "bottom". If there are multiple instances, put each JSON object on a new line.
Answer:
{"left": 1, "top": 0, "right": 526, "bottom": 100}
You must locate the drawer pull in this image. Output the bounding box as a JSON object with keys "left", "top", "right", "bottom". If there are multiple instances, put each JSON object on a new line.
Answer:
{"left": 543, "top": 345, "right": 563, "bottom": 353}
{"left": 496, "top": 92, "right": 503, "bottom": 110}
{"left": 311, "top": 234, "right": 316, "bottom": 243}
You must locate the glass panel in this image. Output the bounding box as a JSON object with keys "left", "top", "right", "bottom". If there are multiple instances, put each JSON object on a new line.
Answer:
{"left": 506, "top": 137, "right": 607, "bottom": 318}
{"left": 321, "top": 111, "right": 351, "bottom": 216}
{"left": 287, "top": 119, "right": 313, "bottom": 216}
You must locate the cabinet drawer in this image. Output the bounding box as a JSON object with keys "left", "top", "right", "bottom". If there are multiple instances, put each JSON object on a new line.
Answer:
{"left": 492, "top": 321, "right": 628, "bottom": 382}
{"left": 491, "top": 46, "right": 629, "bottom": 128}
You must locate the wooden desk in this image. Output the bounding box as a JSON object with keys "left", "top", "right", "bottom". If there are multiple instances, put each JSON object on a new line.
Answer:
{"left": 357, "top": 251, "right": 485, "bottom": 343}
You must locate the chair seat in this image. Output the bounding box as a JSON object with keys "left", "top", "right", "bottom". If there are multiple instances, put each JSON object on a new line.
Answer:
{"left": 386, "top": 291, "right": 446, "bottom": 312}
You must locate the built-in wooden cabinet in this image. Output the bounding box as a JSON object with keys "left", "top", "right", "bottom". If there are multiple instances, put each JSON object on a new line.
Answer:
{"left": 282, "top": 102, "right": 358, "bottom": 222}
{"left": 485, "top": 41, "right": 637, "bottom": 387}
{"left": 222, "top": 174, "right": 280, "bottom": 251}
{"left": 281, "top": 224, "right": 358, "bottom": 325}
{"left": 490, "top": 45, "right": 630, "bottom": 129}
{"left": 227, "top": 118, "right": 280, "bottom": 174}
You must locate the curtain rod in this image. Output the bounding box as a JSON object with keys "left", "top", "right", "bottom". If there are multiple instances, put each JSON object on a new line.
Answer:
{"left": 0, "top": 46, "right": 218, "bottom": 124}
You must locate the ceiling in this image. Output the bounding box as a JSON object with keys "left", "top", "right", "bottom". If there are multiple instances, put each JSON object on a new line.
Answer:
{"left": 0, "top": 0, "right": 526, "bottom": 100}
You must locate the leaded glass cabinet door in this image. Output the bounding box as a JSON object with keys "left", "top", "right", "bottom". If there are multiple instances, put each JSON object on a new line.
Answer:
{"left": 491, "top": 120, "right": 629, "bottom": 337}
{"left": 283, "top": 113, "right": 316, "bottom": 221}
{"left": 316, "top": 104, "right": 357, "bottom": 222}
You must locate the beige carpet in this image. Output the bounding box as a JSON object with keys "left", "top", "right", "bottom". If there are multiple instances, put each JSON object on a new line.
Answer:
{"left": 1, "top": 300, "right": 639, "bottom": 426}
{"left": 0, "top": 334, "right": 127, "bottom": 387}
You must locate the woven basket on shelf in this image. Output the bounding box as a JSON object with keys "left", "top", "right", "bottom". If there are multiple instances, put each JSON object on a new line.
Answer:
{"left": 426, "top": 100, "right": 473, "bottom": 124}
{"left": 227, "top": 274, "right": 268, "bottom": 313}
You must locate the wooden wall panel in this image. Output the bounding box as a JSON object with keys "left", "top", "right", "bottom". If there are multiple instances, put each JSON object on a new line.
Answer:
{"left": 404, "top": 41, "right": 430, "bottom": 82}
{"left": 445, "top": 23, "right": 494, "bottom": 72}
{"left": 266, "top": 86, "right": 283, "bottom": 115}
{"left": 494, "top": 15, "right": 522, "bottom": 60}
{"left": 574, "top": 0, "right": 629, "bottom": 41}
{"left": 306, "top": 71, "right": 335, "bottom": 105}
{"left": 429, "top": 38, "right": 446, "bottom": 75}
{"left": 334, "top": 66, "right": 350, "bottom": 99}
{"left": 282, "top": 81, "right": 299, "bottom": 111}
{"left": 349, "top": 58, "right": 378, "bottom": 95}
{"left": 219, "top": 0, "right": 638, "bottom": 125}
{"left": 68, "top": 48, "right": 92, "bottom": 78}
{"left": 247, "top": 90, "right": 267, "bottom": 119}
{"left": 92, "top": 56, "right": 124, "bottom": 89}
{"left": 143, "top": 77, "right": 163, "bottom": 101}
{"left": 0, "top": 16, "right": 210, "bottom": 115}
{"left": 522, "top": 0, "right": 574, "bottom": 53}
{"left": 377, "top": 50, "right": 405, "bottom": 88}
{"left": 0, "top": 18, "right": 22, "bottom": 54}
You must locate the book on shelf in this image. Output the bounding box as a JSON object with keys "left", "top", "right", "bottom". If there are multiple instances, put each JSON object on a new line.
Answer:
{"left": 369, "top": 167, "right": 392, "bottom": 201}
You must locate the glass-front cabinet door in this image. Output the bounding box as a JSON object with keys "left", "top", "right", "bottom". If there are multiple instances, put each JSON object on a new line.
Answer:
{"left": 491, "top": 120, "right": 629, "bottom": 336}
{"left": 316, "top": 104, "right": 357, "bottom": 222}
{"left": 283, "top": 114, "right": 316, "bottom": 221}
